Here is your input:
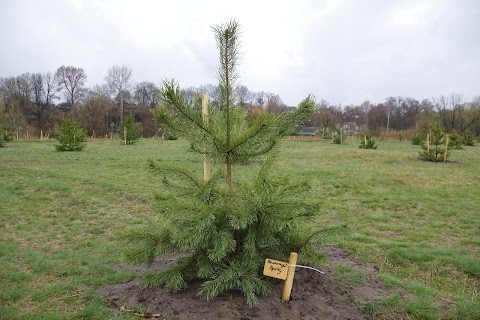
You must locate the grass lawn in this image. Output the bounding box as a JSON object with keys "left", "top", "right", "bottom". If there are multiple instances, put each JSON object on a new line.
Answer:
{"left": 0, "top": 138, "right": 479, "bottom": 319}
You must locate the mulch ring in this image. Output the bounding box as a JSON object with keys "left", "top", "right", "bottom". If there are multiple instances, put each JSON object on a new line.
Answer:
{"left": 97, "top": 245, "right": 406, "bottom": 319}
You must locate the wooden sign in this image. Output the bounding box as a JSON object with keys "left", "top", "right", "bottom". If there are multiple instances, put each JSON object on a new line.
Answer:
{"left": 263, "top": 258, "right": 289, "bottom": 280}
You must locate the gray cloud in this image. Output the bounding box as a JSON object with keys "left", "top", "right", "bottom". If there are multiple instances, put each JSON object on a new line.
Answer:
{"left": 0, "top": 0, "right": 478, "bottom": 106}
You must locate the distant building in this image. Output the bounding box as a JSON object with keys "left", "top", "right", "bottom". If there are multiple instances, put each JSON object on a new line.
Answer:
{"left": 296, "top": 126, "right": 318, "bottom": 136}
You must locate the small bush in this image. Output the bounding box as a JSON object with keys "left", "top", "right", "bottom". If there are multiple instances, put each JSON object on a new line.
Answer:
{"left": 419, "top": 120, "right": 448, "bottom": 162}
{"left": 0, "top": 131, "right": 13, "bottom": 148}
{"left": 410, "top": 133, "right": 424, "bottom": 145}
{"left": 359, "top": 131, "right": 377, "bottom": 149}
{"left": 448, "top": 130, "right": 463, "bottom": 149}
{"left": 462, "top": 131, "right": 475, "bottom": 146}
{"left": 0, "top": 133, "right": 5, "bottom": 148}
{"left": 119, "top": 114, "right": 142, "bottom": 145}
{"left": 333, "top": 127, "right": 345, "bottom": 144}
{"left": 321, "top": 129, "right": 332, "bottom": 139}
{"left": 54, "top": 118, "right": 87, "bottom": 151}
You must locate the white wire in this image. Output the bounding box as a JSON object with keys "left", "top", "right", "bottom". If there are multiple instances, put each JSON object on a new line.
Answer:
{"left": 289, "top": 264, "right": 326, "bottom": 274}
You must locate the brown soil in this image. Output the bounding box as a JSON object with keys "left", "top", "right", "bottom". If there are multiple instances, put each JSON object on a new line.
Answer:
{"left": 97, "top": 246, "right": 402, "bottom": 319}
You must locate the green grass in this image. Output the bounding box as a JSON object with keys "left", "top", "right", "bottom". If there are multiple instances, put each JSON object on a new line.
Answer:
{"left": 1, "top": 138, "right": 479, "bottom": 319}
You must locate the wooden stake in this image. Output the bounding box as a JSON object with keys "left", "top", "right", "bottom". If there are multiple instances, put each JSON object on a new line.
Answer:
{"left": 364, "top": 135, "right": 367, "bottom": 147}
{"left": 444, "top": 134, "right": 449, "bottom": 162}
{"left": 282, "top": 252, "right": 298, "bottom": 302}
{"left": 124, "top": 127, "right": 127, "bottom": 145}
{"left": 16, "top": 131, "right": 19, "bottom": 140}
{"left": 40, "top": 130, "right": 43, "bottom": 140}
{"left": 202, "top": 93, "right": 210, "bottom": 183}
{"left": 427, "top": 133, "right": 430, "bottom": 152}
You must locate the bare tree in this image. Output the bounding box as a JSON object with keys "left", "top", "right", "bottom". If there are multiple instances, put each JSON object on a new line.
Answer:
{"left": 43, "top": 72, "right": 57, "bottom": 106}
{"left": 105, "top": 65, "right": 133, "bottom": 123}
{"left": 255, "top": 91, "right": 266, "bottom": 107}
{"left": 29, "top": 73, "right": 44, "bottom": 105}
{"left": 385, "top": 97, "right": 403, "bottom": 132}
{"left": 265, "top": 93, "right": 285, "bottom": 114}
{"left": 235, "top": 85, "right": 250, "bottom": 107}
{"left": 72, "top": 85, "right": 112, "bottom": 135}
{"left": 134, "top": 82, "right": 159, "bottom": 108}
{"left": 433, "top": 93, "right": 464, "bottom": 132}
{"left": 54, "top": 65, "right": 87, "bottom": 109}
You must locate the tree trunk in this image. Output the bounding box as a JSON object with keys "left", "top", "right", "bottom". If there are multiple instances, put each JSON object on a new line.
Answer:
{"left": 120, "top": 93, "right": 124, "bottom": 124}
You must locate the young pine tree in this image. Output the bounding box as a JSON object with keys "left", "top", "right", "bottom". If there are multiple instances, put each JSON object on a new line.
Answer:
{"left": 54, "top": 118, "right": 87, "bottom": 151}
{"left": 0, "top": 132, "right": 5, "bottom": 148}
{"left": 462, "top": 131, "right": 476, "bottom": 146}
{"left": 332, "top": 127, "right": 345, "bottom": 144}
{"left": 448, "top": 129, "right": 463, "bottom": 149}
{"left": 410, "top": 133, "right": 424, "bottom": 145}
{"left": 119, "top": 20, "right": 319, "bottom": 306}
{"left": 0, "top": 130, "right": 13, "bottom": 148}
{"left": 419, "top": 120, "right": 448, "bottom": 162}
{"left": 359, "top": 131, "right": 377, "bottom": 149}
{"left": 119, "top": 114, "right": 142, "bottom": 145}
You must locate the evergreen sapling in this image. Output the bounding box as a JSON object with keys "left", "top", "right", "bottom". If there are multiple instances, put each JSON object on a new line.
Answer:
{"left": 119, "top": 20, "right": 324, "bottom": 306}
{"left": 53, "top": 118, "right": 87, "bottom": 151}
{"left": 119, "top": 114, "right": 142, "bottom": 145}
{"left": 332, "top": 127, "right": 345, "bottom": 144}
{"left": 419, "top": 120, "right": 449, "bottom": 162}
{"left": 359, "top": 131, "right": 377, "bottom": 149}
{"left": 448, "top": 129, "right": 463, "bottom": 149}
{"left": 462, "top": 131, "right": 476, "bottom": 146}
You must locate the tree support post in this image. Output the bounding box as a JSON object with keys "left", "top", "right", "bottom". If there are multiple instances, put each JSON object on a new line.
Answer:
{"left": 202, "top": 93, "right": 210, "bottom": 182}
{"left": 444, "top": 134, "right": 449, "bottom": 162}
{"left": 282, "top": 252, "right": 298, "bottom": 302}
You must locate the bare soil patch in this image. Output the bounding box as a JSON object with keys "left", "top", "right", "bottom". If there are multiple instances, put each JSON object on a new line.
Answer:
{"left": 97, "top": 246, "right": 403, "bottom": 319}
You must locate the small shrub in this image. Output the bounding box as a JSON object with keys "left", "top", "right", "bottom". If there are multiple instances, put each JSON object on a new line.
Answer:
{"left": 397, "top": 133, "right": 404, "bottom": 142}
{"left": 119, "top": 114, "right": 142, "bottom": 145}
{"left": 419, "top": 120, "right": 448, "bottom": 162}
{"left": 462, "top": 131, "right": 475, "bottom": 146}
{"left": 410, "top": 133, "right": 424, "bottom": 145}
{"left": 321, "top": 129, "right": 332, "bottom": 139}
{"left": 53, "top": 118, "right": 87, "bottom": 151}
{"left": 359, "top": 131, "right": 377, "bottom": 149}
{"left": 448, "top": 129, "right": 463, "bottom": 149}
{"left": 0, "top": 131, "right": 13, "bottom": 148}
{"left": 333, "top": 127, "right": 345, "bottom": 144}
{"left": 0, "top": 133, "right": 5, "bottom": 148}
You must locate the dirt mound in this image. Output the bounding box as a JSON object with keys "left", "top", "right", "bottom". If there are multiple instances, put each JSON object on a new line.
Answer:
{"left": 97, "top": 246, "right": 400, "bottom": 319}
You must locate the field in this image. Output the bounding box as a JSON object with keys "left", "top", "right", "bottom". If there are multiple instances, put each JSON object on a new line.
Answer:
{"left": 1, "top": 138, "right": 479, "bottom": 319}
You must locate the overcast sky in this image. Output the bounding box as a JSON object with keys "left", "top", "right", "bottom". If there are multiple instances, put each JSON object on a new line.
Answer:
{"left": 0, "top": 0, "right": 479, "bottom": 106}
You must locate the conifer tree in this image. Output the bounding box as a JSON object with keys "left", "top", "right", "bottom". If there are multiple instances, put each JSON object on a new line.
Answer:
{"left": 448, "top": 129, "right": 463, "bottom": 149}
{"left": 0, "top": 130, "right": 13, "bottom": 148}
{"left": 359, "top": 131, "right": 377, "bottom": 149}
{"left": 119, "top": 114, "right": 142, "bottom": 145}
{"left": 53, "top": 117, "right": 87, "bottom": 151}
{"left": 332, "top": 126, "right": 345, "bottom": 144}
{"left": 119, "top": 19, "right": 318, "bottom": 306}
{"left": 410, "top": 133, "right": 424, "bottom": 145}
{"left": 462, "top": 131, "right": 476, "bottom": 146}
{"left": 419, "top": 120, "right": 448, "bottom": 162}
{"left": 0, "top": 132, "right": 6, "bottom": 148}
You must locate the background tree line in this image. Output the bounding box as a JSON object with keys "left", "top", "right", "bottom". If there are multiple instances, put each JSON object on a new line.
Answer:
{"left": 304, "top": 94, "right": 480, "bottom": 137}
{"left": 1, "top": 64, "right": 479, "bottom": 138}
